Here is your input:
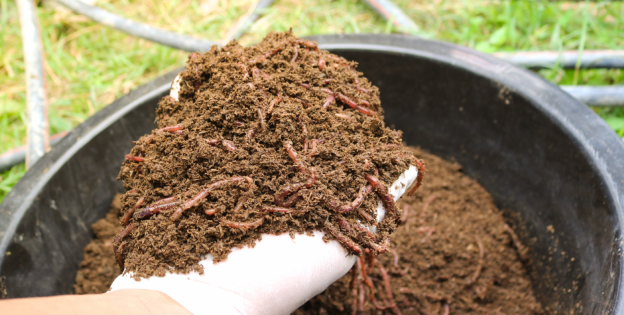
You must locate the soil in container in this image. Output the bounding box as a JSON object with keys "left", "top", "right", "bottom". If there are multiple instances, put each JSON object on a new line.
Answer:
{"left": 75, "top": 147, "right": 544, "bottom": 314}
{"left": 114, "top": 31, "right": 423, "bottom": 279}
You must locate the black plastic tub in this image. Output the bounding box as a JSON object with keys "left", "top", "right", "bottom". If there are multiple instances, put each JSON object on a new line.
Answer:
{"left": 1, "top": 35, "right": 624, "bottom": 314}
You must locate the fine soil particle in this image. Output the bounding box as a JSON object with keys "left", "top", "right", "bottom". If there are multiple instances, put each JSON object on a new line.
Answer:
{"left": 294, "top": 148, "right": 545, "bottom": 315}
{"left": 75, "top": 148, "right": 544, "bottom": 315}
{"left": 116, "top": 31, "right": 422, "bottom": 279}
{"left": 74, "top": 194, "right": 123, "bottom": 294}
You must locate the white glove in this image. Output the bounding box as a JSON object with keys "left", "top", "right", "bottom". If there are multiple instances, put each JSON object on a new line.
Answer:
{"left": 109, "top": 77, "right": 419, "bottom": 315}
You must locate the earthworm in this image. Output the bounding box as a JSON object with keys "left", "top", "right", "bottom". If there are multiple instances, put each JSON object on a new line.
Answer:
{"left": 293, "top": 97, "right": 310, "bottom": 109}
{"left": 357, "top": 208, "right": 377, "bottom": 226}
{"left": 296, "top": 39, "right": 318, "bottom": 51}
{"left": 336, "top": 93, "right": 374, "bottom": 116}
{"left": 296, "top": 116, "right": 308, "bottom": 137}
{"left": 364, "top": 159, "right": 370, "bottom": 170}
{"left": 283, "top": 141, "right": 307, "bottom": 174}
{"left": 335, "top": 113, "right": 353, "bottom": 121}
{"left": 358, "top": 282, "right": 366, "bottom": 312}
{"left": 470, "top": 238, "right": 485, "bottom": 284}
{"left": 326, "top": 222, "right": 362, "bottom": 255}
{"left": 350, "top": 264, "right": 359, "bottom": 315}
{"left": 354, "top": 222, "right": 377, "bottom": 241}
{"left": 250, "top": 47, "right": 282, "bottom": 64}
{"left": 257, "top": 108, "right": 267, "bottom": 131}
{"left": 388, "top": 248, "right": 400, "bottom": 268}
{"left": 307, "top": 139, "right": 318, "bottom": 157}
{"left": 125, "top": 155, "right": 144, "bottom": 162}
{"left": 324, "top": 79, "right": 333, "bottom": 85}
{"left": 300, "top": 83, "right": 311, "bottom": 89}
{"left": 206, "top": 139, "right": 220, "bottom": 146}
{"left": 352, "top": 85, "right": 370, "bottom": 94}
{"left": 169, "top": 130, "right": 184, "bottom": 135}
{"left": 262, "top": 207, "right": 294, "bottom": 213}
{"left": 157, "top": 124, "right": 183, "bottom": 132}
{"left": 134, "top": 201, "right": 180, "bottom": 220}
{"left": 367, "top": 237, "right": 390, "bottom": 254}
{"left": 358, "top": 256, "right": 385, "bottom": 310}
{"left": 233, "top": 120, "right": 244, "bottom": 126}
{"left": 222, "top": 140, "right": 237, "bottom": 151}
{"left": 121, "top": 197, "right": 144, "bottom": 226}
{"left": 503, "top": 223, "right": 529, "bottom": 261}
{"left": 114, "top": 241, "right": 126, "bottom": 269}
{"left": 416, "top": 226, "right": 435, "bottom": 243}
{"left": 322, "top": 95, "right": 335, "bottom": 109}
{"left": 248, "top": 83, "right": 255, "bottom": 89}
{"left": 401, "top": 204, "right": 410, "bottom": 223}
{"left": 420, "top": 193, "right": 438, "bottom": 223}
{"left": 321, "top": 88, "right": 334, "bottom": 95}
{"left": 359, "top": 100, "right": 371, "bottom": 107}
{"left": 261, "top": 72, "right": 270, "bottom": 80}
{"left": 113, "top": 223, "right": 136, "bottom": 245}
{"left": 170, "top": 177, "right": 254, "bottom": 221}
{"left": 443, "top": 304, "right": 450, "bottom": 315}
{"left": 275, "top": 170, "right": 316, "bottom": 207}
{"left": 407, "top": 159, "right": 426, "bottom": 196}
{"left": 318, "top": 57, "right": 325, "bottom": 70}
{"left": 267, "top": 95, "right": 283, "bottom": 114}
{"left": 325, "top": 184, "right": 373, "bottom": 214}
{"left": 291, "top": 45, "right": 298, "bottom": 62}
{"left": 373, "top": 256, "right": 402, "bottom": 315}
{"left": 246, "top": 128, "right": 257, "bottom": 140}
{"left": 252, "top": 67, "right": 260, "bottom": 80}
{"left": 204, "top": 208, "right": 219, "bottom": 216}
{"left": 221, "top": 217, "right": 264, "bottom": 230}
{"left": 366, "top": 175, "right": 398, "bottom": 222}
{"left": 238, "top": 62, "right": 249, "bottom": 79}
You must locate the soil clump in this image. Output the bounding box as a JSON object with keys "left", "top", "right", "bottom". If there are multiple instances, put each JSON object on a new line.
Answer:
{"left": 76, "top": 148, "right": 544, "bottom": 314}
{"left": 116, "top": 31, "right": 421, "bottom": 278}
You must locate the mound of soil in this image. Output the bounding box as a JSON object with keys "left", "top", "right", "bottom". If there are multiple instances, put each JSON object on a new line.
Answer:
{"left": 116, "top": 31, "right": 421, "bottom": 278}
{"left": 75, "top": 148, "right": 544, "bottom": 314}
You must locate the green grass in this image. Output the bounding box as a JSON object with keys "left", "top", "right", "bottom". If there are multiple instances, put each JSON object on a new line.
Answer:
{"left": 1, "top": 0, "right": 623, "bottom": 203}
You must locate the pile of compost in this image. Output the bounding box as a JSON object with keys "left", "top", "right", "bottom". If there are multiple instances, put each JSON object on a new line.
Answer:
{"left": 76, "top": 148, "right": 544, "bottom": 314}
{"left": 115, "top": 31, "right": 423, "bottom": 278}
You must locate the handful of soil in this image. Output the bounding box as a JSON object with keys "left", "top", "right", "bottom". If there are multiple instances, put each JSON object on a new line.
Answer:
{"left": 115, "top": 31, "right": 424, "bottom": 278}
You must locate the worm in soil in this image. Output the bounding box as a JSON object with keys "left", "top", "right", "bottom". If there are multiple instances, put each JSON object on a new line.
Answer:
{"left": 261, "top": 207, "right": 295, "bottom": 214}
{"left": 221, "top": 217, "right": 264, "bottom": 230}
{"left": 125, "top": 155, "right": 144, "bottom": 162}
{"left": 267, "top": 95, "right": 283, "bottom": 114}
{"left": 257, "top": 108, "right": 267, "bottom": 131}
{"left": 222, "top": 140, "right": 237, "bottom": 151}
{"left": 122, "top": 197, "right": 144, "bottom": 226}
{"left": 372, "top": 255, "right": 402, "bottom": 315}
{"left": 325, "top": 184, "right": 373, "bottom": 214}
{"left": 114, "top": 241, "right": 127, "bottom": 269}
{"left": 291, "top": 45, "right": 298, "bottom": 62}
{"left": 336, "top": 93, "right": 374, "bottom": 116}
{"left": 170, "top": 177, "right": 254, "bottom": 221}
{"left": 407, "top": 159, "right": 426, "bottom": 196}
{"left": 322, "top": 95, "right": 335, "bottom": 109}
{"left": 325, "top": 221, "right": 362, "bottom": 255}
{"left": 113, "top": 223, "right": 136, "bottom": 246}
{"left": 318, "top": 57, "right": 325, "bottom": 70}
{"left": 470, "top": 238, "right": 485, "bottom": 284}
{"left": 296, "top": 39, "right": 319, "bottom": 51}
{"left": 134, "top": 201, "right": 180, "bottom": 220}
{"left": 366, "top": 174, "right": 399, "bottom": 222}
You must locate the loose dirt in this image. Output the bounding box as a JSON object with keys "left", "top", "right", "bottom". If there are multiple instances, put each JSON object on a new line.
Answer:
{"left": 76, "top": 148, "right": 544, "bottom": 314}
{"left": 115, "top": 31, "right": 422, "bottom": 279}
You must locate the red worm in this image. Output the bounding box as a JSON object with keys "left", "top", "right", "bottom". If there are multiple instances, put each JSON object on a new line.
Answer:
{"left": 267, "top": 95, "right": 283, "bottom": 114}
{"left": 321, "top": 88, "right": 334, "bottom": 95}
{"left": 336, "top": 93, "right": 375, "bottom": 116}
{"left": 246, "top": 128, "right": 257, "bottom": 140}
{"left": 335, "top": 113, "right": 353, "bottom": 121}
{"left": 222, "top": 140, "right": 237, "bottom": 151}
{"left": 322, "top": 95, "right": 335, "bottom": 109}
{"left": 262, "top": 207, "right": 295, "bottom": 213}
{"left": 326, "top": 222, "right": 362, "bottom": 255}
{"left": 293, "top": 97, "right": 310, "bottom": 109}
{"left": 233, "top": 120, "right": 244, "bottom": 126}
{"left": 205, "top": 208, "right": 219, "bottom": 216}
{"left": 318, "top": 57, "right": 325, "bottom": 70}
{"left": 357, "top": 208, "right": 377, "bottom": 226}
{"left": 307, "top": 139, "right": 318, "bottom": 157}
{"left": 257, "top": 108, "right": 267, "bottom": 131}
{"left": 252, "top": 67, "right": 260, "bottom": 80}
{"left": 134, "top": 201, "right": 180, "bottom": 220}
{"left": 359, "top": 100, "right": 371, "bottom": 107}
{"left": 296, "top": 39, "right": 318, "bottom": 51}
{"left": 283, "top": 141, "right": 307, "bottom": 174}
{"left": 238, "top": 62, "right": 249, "bottom": 79}
{"left": 122, "top": 197, "right": 144, "bottom": 226}
{"left": 324, "top": 79, "right": 333, "bottom": 85}
{"left": 352, "top": 85, "right": 370, "bottom": 94}
{"left": 113, "top": 223, "right": 136, "bottom": 245}
{"left": 291, "top": 45, "right": 298, "bottom": 62}
{"left": 325, "top": 185, "right": 373, "bottom": 214}
{"left": 168, "top": 130, "right": 184, "bottom": 135}
{"left": 206, "top": 139, "right": 220, "bottom": 146}
{"left": 275, "top": 170, "right": 316, "bottom": 207}
{"left": 114, "top": 241, "right": 126, "bottom": 269}
{"left": 170, "top": 177, "right": 254, "bottom": 221}
{"left": 366, "top": 175, "right": 398, "bottom": 221}
{"left": 367, "top": 237, "right": 390, "bottom": 254}
{"left": 373, "top": 256, "right": 402, "bottom": 315}
{"left": 156, "top": 124, "right": 183, "bottom": 132}
{"left": 407, "top": 159, "right": 426, "bottom": 196}
{"left": 296, "top": 116, "right": 308, "bottom": 136}
{"left": 125, "top": 155, "right": 144, "bottom": 162}
{"left": 248, "top": 83, "right": 255, "bottom": 89}
{"left": 300, "top": 83, "right": 310, "bottom": 89}
{"left": 250, "top": 47, "right": 282, "bottom": 64}
{"left": 221, "top": 217, "right": 264, "bottom": 230}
